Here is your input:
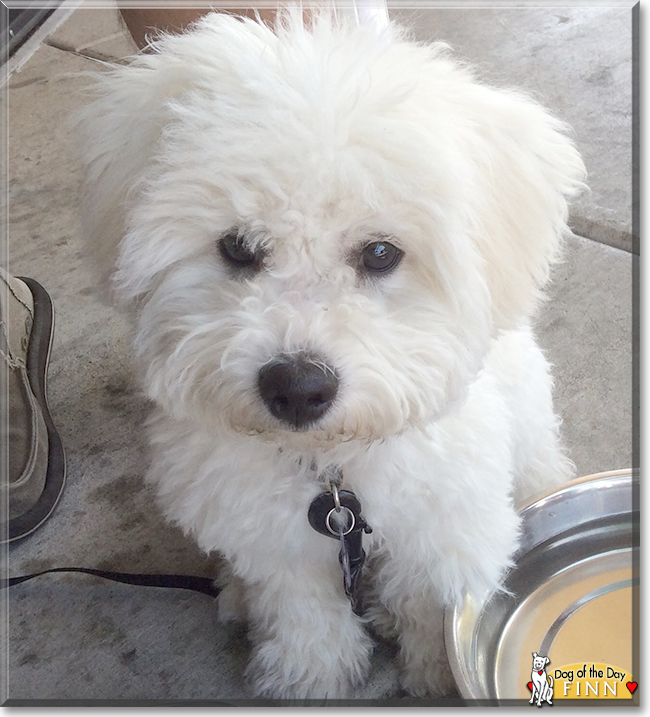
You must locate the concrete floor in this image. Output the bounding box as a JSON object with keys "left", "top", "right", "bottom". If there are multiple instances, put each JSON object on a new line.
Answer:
{"left": 5, "top": 2, "right": 636, "bottom": 705}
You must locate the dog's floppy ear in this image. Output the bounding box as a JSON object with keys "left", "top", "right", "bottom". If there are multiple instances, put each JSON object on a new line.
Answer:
{"left": 78, "top": 14, "right": 269, "bottom": 299}
{"left": 466, "top": 85, "right": 586, "bottom": 329}
{"left": 78, "top": 51, "right": 201, "bottom": 295}
{"left": 533, "top": 652, "right": 538, "bottom": 659}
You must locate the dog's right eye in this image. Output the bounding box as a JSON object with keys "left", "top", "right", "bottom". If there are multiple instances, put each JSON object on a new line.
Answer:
{"left": 360, "top": 240, "right": 403, "bottom": 274}
{"left": 218, "top": 232, "right": 260, "bottom": 269}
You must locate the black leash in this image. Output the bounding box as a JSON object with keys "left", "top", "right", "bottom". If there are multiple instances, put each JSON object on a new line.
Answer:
{"left": 3, "top": 567, "right": 221, "bottom": 598}
{"left": 8, "top": 467, "right": 369, "bottom": 614}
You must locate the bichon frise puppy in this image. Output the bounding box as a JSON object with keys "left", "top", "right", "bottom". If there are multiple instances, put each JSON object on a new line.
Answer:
{"left": 79, "top": 9, "right": 585, "bottom": 699}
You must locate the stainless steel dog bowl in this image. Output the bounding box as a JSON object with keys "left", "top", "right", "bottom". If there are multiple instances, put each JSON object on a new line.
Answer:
{"left": 445, "top": 469, "right": 638, "bottom": 703}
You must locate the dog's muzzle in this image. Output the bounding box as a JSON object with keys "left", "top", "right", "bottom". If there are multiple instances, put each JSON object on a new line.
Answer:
{"left": 257, "top": 353, "right": 339, "bottom": 429}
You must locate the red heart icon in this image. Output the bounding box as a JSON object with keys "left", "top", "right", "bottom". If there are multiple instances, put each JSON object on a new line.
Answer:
{"left": 527, "top": 681, "right": 533, "bottom": 692}
{"left": 538, "top": 670, "right": 544, "bottom": 675}
{"left": 626, "top": 681, "right": 638, "bottom": 694}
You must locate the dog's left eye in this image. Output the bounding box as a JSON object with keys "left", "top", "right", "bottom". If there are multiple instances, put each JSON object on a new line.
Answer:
{"left": 361, "top": 241, "right": 403, "bottom": 274}
{"left": 218, "top": 231, "right": 261, "bottom": 269}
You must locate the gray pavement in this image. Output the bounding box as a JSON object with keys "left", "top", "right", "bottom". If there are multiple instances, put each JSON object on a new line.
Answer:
{"left": 5, "top": 3, "right": 635, "bottom": 704}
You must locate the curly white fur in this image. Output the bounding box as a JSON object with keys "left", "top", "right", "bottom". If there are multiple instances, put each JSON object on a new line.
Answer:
{"left": 79, "top": 9, "right": 585, "bottom": 698}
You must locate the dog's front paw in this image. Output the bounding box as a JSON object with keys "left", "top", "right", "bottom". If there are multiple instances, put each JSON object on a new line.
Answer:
{"left": 246, "top": 631, "right": 372, "bottom": 699}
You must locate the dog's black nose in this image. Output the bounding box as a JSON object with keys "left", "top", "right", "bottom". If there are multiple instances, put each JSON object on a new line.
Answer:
{"left": 258, "top": 354, "right": 339, "bottom": 429}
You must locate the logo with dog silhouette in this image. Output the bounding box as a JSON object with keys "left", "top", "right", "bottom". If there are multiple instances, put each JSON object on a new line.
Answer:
{"left": 528, "top": 652, "right": 554, "bottom": 707}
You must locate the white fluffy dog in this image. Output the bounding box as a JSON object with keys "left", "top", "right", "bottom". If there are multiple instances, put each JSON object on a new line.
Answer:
{"left": 79, "top": 9, "right": 585, "bottom": 699}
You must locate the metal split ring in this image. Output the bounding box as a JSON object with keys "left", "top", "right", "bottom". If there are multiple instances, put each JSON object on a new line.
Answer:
{"left": 326, "top": 506, "right": 355, "bottom": 536}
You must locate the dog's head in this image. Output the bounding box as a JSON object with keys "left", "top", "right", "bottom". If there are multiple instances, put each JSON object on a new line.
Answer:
{"left": 80, "top": 11, "right": 585, "bottom": 448}
{"left": 532, "top": 653, "right": 550, "bottom": 672}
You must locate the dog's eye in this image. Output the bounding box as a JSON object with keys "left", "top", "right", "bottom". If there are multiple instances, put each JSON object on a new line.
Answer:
{"left": 218, "top": 232, "right": 260, "bottom": 269}
{"left": 361, "top": 241, "right": 403, "bottom": 274}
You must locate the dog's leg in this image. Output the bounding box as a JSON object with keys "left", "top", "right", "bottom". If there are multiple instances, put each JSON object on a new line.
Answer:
{"left": 367, "top": 554, "right": 458, "bottom": 696}
{"left": 359, "top": 437, "right": 520, "bottom": 696}
{"left": 364, "top": 477, "right": 519, "bottom": 696}
{"left": 537, "top": 681, "right": 545, "bottom": 706}
{"left": 145, "top": 421, "right": 372, "bottom": 697}
{"left": 390, "top": 596, "right": 456, "bottom": 697}
{"left": 243, "top": 571, "right": 373, "bottom": 699}
{"left": 545, "top": 678, "right": 553, "bottom": 704}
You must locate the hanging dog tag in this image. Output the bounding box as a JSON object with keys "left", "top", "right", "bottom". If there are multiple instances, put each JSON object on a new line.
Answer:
{"left": 308, "top": 489, "right": 371, "bottom": 615}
